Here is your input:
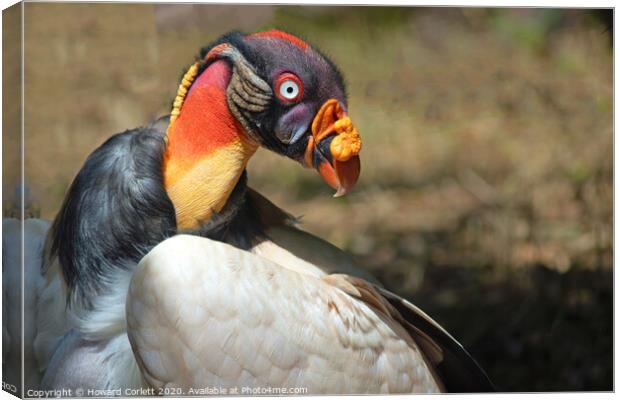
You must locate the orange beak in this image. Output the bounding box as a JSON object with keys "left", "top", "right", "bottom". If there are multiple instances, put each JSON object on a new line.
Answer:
{"left": 304, "top": 99, "right": 362, "bottom": 197}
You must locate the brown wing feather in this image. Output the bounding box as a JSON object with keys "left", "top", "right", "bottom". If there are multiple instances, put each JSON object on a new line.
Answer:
{"left": 327, "top": 274, "right": 494, "bottom": 392}
{"left": 378, "top": 288, "right": 495, "bottom": 392}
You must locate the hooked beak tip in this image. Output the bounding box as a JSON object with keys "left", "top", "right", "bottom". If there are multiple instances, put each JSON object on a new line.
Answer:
{"left": 333, "top": 187, "right": 348, "bottom": 198}
{"left": 315, "top": 154, "right": 360, "bottom": 197}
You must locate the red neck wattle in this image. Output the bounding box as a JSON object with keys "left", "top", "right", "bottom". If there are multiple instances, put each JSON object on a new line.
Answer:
{"left": 164, "top": 60, "right": 242, "bottom": 170}
{"left": 163, "top": 60, "right": 258, "bottom": 229}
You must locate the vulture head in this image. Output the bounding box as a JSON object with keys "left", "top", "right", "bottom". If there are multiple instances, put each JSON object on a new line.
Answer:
{"left": 163, "top": 30, "right": 362, "bottom": 229}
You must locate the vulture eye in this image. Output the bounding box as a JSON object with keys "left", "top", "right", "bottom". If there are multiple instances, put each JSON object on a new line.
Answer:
{"left": 275, "top": 73, "right": 303, "bottom": 103}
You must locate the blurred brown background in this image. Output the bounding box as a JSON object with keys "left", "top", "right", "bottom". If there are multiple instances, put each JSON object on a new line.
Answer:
{"left": 8, "top": 3, "right": 614, "bottom": 391}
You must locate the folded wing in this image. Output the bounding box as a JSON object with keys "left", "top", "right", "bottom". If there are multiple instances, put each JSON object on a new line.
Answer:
{"left": 126, "top": 235, "right": 443, "bottom": 394}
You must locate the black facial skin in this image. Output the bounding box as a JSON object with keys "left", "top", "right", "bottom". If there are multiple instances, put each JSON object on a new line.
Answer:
{"left": 196, "top": 31, "right": 348, "bottom": 162}
{"left": 246, "top": 34, "right": 348, "bottom": 161}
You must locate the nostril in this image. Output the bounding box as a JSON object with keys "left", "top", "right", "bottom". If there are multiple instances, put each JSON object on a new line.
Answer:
{"left": 311, "top": 99, "right": 345, "bottom": 141}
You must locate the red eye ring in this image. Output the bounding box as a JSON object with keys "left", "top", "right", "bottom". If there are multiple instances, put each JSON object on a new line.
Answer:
{"left": 275, "top": 73, "right": 303, "bottom": 103}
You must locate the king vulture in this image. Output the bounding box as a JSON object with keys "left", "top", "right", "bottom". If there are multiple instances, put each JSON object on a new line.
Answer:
{"left": 7, "top": 30, "right": 493, "bottom": 393}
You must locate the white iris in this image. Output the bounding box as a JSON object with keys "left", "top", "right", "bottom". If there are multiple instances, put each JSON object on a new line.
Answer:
{"left": 279, "top": 80, "right": 299, "bottom": 100}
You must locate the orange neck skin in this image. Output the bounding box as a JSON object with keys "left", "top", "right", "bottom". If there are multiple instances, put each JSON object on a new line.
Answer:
{"left": 163, "top": 60, "right": 258, "bottom": 230}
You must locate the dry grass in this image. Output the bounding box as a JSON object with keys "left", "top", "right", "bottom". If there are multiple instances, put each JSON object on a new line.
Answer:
{"left": 9, "top": 4, "right": 613, "bottom": 391}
